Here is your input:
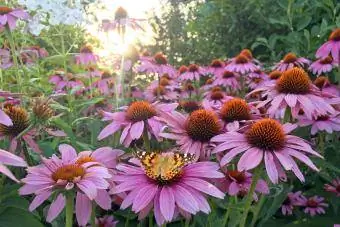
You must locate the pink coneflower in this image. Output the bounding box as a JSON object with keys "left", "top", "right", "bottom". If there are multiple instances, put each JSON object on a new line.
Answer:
{"left": 250, "top": 68, "right": 335, "bottom": 120}
{"left": 273, "top": 53, "right": 310, "bottom": 72}
{"left": 297, "top": 113, "right": 340, "bottom": 135}
{"left": 309, "top": 56, "right": 335, "bottom": 75}
{"left": 225, "top": 54, "right": 259, "bottom": 74}
{"left": 0, "top": 105, "right": 41, "bottom": 153}
{"left": 98, "top": 101, "right": 177, "bottom": 146}
{"left": 160, "top": 109, "right": 222, "bottom": 159}
{"left": 96, "top": 215, "right": 118, "bottom": 227}
{"left": 178, "top": 65, "right": 188, "bottom": 76}
{"left": 205, "top": 59, "right": 225, "bottom": 77}
{"left": 316, "top": 28, "right": 340, "bottom": 64}
{"left": 211, "top": 118, "right": 322, "bottom": 184}
{"left": 324, "top": 178, "right": 340, "bottom": 197}
{"left": 0, "top": 48, "right": 13, "bottom": 69}
{"left": 216, "top": 170, "right": 268, "bottom": 198}
{"left": 75, "top": 45, "right": 99, "bottom": 65}
{"left": 131, "top": 86, "right": 144, "bottom": 99}
{"left": 19, "top": 144, "right": 111, "bottom": 225}
{"left": 179, "top": 82, "right": 198, "bottom": 99}
{"left": 91, "top": 71, "right": 115, "bottom": 95}
{"left": 136, "top": 53, "right": 176, "bottom": 78}
{"left": 301, "top": 196, "right": 328, "bottom": 216}
{"left": 145, "top": 85, "right": 178, "bottom": 102}
{"left": 247, "top": 70, "right": 268, "bottom": 89}
{"left": 49, "top": 72, "right": 85, "bottom": 93}
{"left": 0, "top": 148, "right": 27, "bottom": 182}
{"left": 313, "top": 76, "right": 339, "bottom": 97}
{"left": 213, "top": 71, "right": 241, "bottom": 91}
{"left": 281, "top": 191, "right": 304, "bottom": 215}
{"left": 179, "top": 64, "right": 205, "bottom": 81}
{"left": 0, "top": 6, "right": 29, "bottom": 30}
{"left": 202, "top": 89, "right": 232, "bottom": 111}
{"left": 20, "top": 46, "right": 49, "bottom": 65}
{"left": 112, "top": 151, "right": 224, "bottom": 226}
{"left": 179, "top": 100, "right": 202, "bottom": 114}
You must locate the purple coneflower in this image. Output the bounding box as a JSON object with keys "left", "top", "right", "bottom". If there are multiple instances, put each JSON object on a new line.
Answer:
{"left": 179, "top": 64, "right": 205, "bottom": 81}
{"left": 160, "top": 109, "right": 222, "bottom": 159}
{"left": 202, "top": 89, "right": 232, "bottom": 111}
{"left": 0, "top": 148, "right": 26, "bottom": 182}
{"left": 316, "top": 28, "right": 340, "bottom": 64}
{"left": 112, "top": 151, "right": 224, "bottom": 226}
{"left": 250, "top": 68, "right": 335, "bottom": 120}
{"left": 91, "top": 71, "right": 115, "bottom": 95}
{"left": 297, "top": 113, "right": 340, "bottom": 135}
{"left": 246, "top": 70, "right": 268, "bottom": 89}
{"left": 324, "top": 178, "right": 340, "bottom": 197}
{"left": 95, "top": 215, "right": 118, "bottom": 227}
{"left": 98, "top": 101, "right": 177, "bottom": 146}
{"left": 49, "top": 72, "right": 85, "bottom": 93}
{"left": 205, "top": 59, "right": 225, "bottom": 77}
{"left": 301, "top": 195, "right": 328, "bottom": 216}
{"left": 145, "top": 85, "right": 178, "bottom": 102}
{"left": 19, "top": 144, "right": 111, "bottom": 225}
{"left": 0, "top": 6, "right": 29, "bottom": 30}
{"left": 212, "top": 118, "right": 322, "bottom": 184}
{"left": 225, "top": 54, "right": 259, "bottom": 74}
{"left": 309, "top": 56, "right": 335, "bottom": 75}
{"left": 137, "top": 53, "right": 176, "bottom": 78}
{"left": 273, "top": 53, "right": 310, "bottom": 72}
{"left": 281, "top": 191, "right": 304, "bottom": 215}
{"left": 0, "top": 48, "right": 13, "bottom": 69}
{"left": 313, "top": 76, "right": 339, "bottom": 97}
{"left": 75, "top": 45, "right": 99, "bottom": 65}
{"left": 213, "top": 71, "right": 240, "bottom": 91}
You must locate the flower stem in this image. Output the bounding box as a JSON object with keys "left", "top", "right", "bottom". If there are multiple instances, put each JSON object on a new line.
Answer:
{"left": 65, "top": 193, "right": 74, "bottom": 227}
{"left": 222, "top": 198, "right": 233, "bottom": 226}
{"left": 239, "top": 167, "right": 262, "bottom": 227}
{"left": 22, "top": 140, "right": 34, "bottom": 166}
{"left": 90, "top": 202, "right": 96, "bottom": 227}
{"left": 60, "top": 29, "right": 68, "bottom": 74}
{"left": 15, "top": 123, "right": 35, "bottom": 140}
{"left": 250, "top": 194, "right": 266, "bottom": 227}
{"left": 317, "top": 132, "right": 325, "bottom": 155}
{"left": 283, "top": 107, "right": 292, "bottom": 123}
{"left": 143, "top": 126, "right": 151, "bottom": 152}
{"left": 149, "top": 213, "right": 153, "bottom": 227}
{"left": 184, "top": 219, "right": 190, "bottom": 227}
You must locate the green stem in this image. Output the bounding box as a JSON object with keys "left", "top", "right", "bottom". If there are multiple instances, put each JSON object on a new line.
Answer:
{"left": 184, "top": 218, "right": 190, "bottom": 227}
{"left": 239, "top": 167, "right": 262, "bottom": 227}
{"left": 60, "top": 29, "right": 67, "bottom": 73}
{"left": 5, "top": 27, "right": 21, "bottom": 92}
{"left": 149, "top": 213, "right": 153, "bottom": 227}
{"left": 250, "top": 194, "right": 266, "bottom": 227}
{"left": 222, "top": 200, "right": 232, "bottom": 226}
{"left": 22, "top": 140, "right": 34, "bottom": 166}
{"left": 15, "top": 123, "right": 35, "bottom": 140}
{"left": 90, "top": 202, "right": 96, "bottom": 227}
{"left": 65, "top": 193, "right": 74, "bottom": 227}
{"left": 317, "top": 132, "right": 325, "bottom": 155}
{"left": 124, "top": 218, "right": 129, "bottom": 227}
{"left": 0, "top": 68, "right": 3, "bottom": 89}
{"left": 143, "top": 126, "right": 151, "bottom": 152}
{"left": 283, "top": 107, "right": 292, "bottom": 123}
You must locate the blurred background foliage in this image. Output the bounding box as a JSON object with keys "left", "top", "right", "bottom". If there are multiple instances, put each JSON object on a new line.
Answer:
{"left": 148, "top": 0, "right": 340, "bottom": 66}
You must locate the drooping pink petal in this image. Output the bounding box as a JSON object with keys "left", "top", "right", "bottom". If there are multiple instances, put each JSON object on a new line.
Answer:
{"left": 46, "top": 194, "right": 66, "bottom": 223}
{"left": 237, "top": 148, "right": 263, "bottom": 171}
{"left": 159, "top": 186, "right": 175, "bottom": 221}
{"left": 130, "top": 121, "right": 144, "bottom": 139}
{"left": 94, "top": 189, "right": 112, "bottom": 210}
{"left": 172, "top": 184, "right": 199, "bottom": 214}
{"left": 98, "top": 122, "right": 121, "bottom": 140}
{"left": 132, "top": 184, "right": 158, "bottom": 212}
{"left": 0, "top": 149, "right": 27, "bottom": 166}
{"left": 29, "top": 190, "right": 52, "bottom": 211}
{"left": 76, "top": 192, "right": 92, "bottom": 226}
{"left": 264, "top": 152, "right": 278, "bottom": 184}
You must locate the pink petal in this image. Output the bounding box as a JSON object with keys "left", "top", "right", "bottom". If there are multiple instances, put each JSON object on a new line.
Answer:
{"left": 29, "top": 190, "right": 52, "bottom": 211}
{"left": 94, "top": 189, "right": 112, "bottom": 210}
{"left": 76, "top": 192, "right": 92, "bottom": 226}
{"left": 97, "top": 122, "right": 121, "bottom": 140}
{"left": 130, "top": 121, "right": 144, "bottom": 140}
{"left": 77, "top": 180, "right": 97, "bottom": 200}
{"left": 264, "top": 152, "right": 278, "bottom": 184}
{"left": 59, "top": 144, "right": 77, "bottom": 163}
{"left": 172, "top": 184, "right": 199, "bottom": 214}
{"left": 181, "top": 178, "right": 224, "bottom": 199}
{"left": 46, "top": 194, "right": 66, "bottom": 222}
{"left": 160, "top": 186, "right": 175, "bottom": 221}
{"left": 0, "top": 110, "right": 12, "bottom": 126}
{"left": 237, "top": 148, "right": 263, "bottom": 171}
{"left": 132, "top": 184, "right": 158, "bottom": 212}
{"left": 0, "top": 148, "right": 27, "bottom": 167}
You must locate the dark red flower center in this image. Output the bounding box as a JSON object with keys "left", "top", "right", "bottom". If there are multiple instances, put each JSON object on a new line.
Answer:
{"left": 179, "top": 65, "right": 188, "bottom": 74}
{"left": 228, "top": 170, "right": 246, "bottom": 183}
{"left": 205, "top": 78, "right": 213, "bottom": 85}
{"left": 210, "top": 91, "right": 224, "bottom": 100}
{"left": 153, "top": 86, "right": 166, "bottom": 96}
{"left": 0, "top": 6, "right": 12, "bottom": 15}
{"left": 220, "top": 98, "right": 251, "bottom": 123}
{"left": 154, "top": 53, "right": 168, "bottom": 65}
{"left": 160, "top": 78, "right": 170, "bottom": 86}
{"left": 313, "top": 76, "right": 329, "bottom": 89}
{"left": 306, "top": 199, "right": 319, "bottom": 208}
{"left": 246, "top": 119, "right": 285, "bottom": 151}
{"left": 52, "top": 164, "right": 85, "bottom": 182}
{"left": 240, "top": 49, "right": 253, "bottom": 59}
{"left": 319, "top": 56, "right": 333, "bottom": 64}
{"left": 186, "top": 110, "right": 221, "bottom": 142}
{"left": 80, "top": 45, "right": 93, "bottom": 54}
{"left": 188, "top": 64, "right": 199, "bottom": 72}
{"left": 235, "top": 54, "right": 249, "bottom": 64}
{"left": 211, "top": 86, "right": 222, "bottom": 93}
{"left": 276, "top": 67, "right": 311, "bottom": 94}
{"left": 126, "top": 101, "right": 156, "bottom": 122}
{"left": 180, "top": 101, "right": 201, "bottom": 113}
{"left": 329, "top": 28, "right": 340, "bottom": 41}
{"left": 269, "top": 71, "right": 282, "bottom": 80}
{"left": 316, "top": 115, "right": 330, "bottom": 121}
{"left": 283, "top": 53, "right": 298, "bottom": 64}
{"left": 210, "top": 59, "right": 224, "bottom": 68}
{"left": 184, "top": 82, "right": 195, "bottom": 91}
{"left": 223, "top": 71, "right": 235, "bottom": 78}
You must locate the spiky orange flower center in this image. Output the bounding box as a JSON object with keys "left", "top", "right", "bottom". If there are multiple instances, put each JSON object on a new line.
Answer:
{"left": 179, "top": 65, "right": 188, "bottom": 74}
{"left": 205, "top": 78, "right": 213, "bottom": 85}
{"left": 235, "top": 54, "right": 249, "bottom": 64}
{"left": 240, "top": 49, "right": 253, "bottom": 59}
{"left": 186, "top": 110, "right": 221, "bottom": 142}
{"left": 306, "top": 199, "right": 319, "bottom": 208}
{"left": 223, "top": 71, "right": 235, "bottom": 78}
{"left": 160, "top": 78, "right": 170, "bottom": 86}
{"left": 211, "top": 86, "right": 222, "bottom": 93}
{"left": 228, "top": 170, "right": 246, "bottom": 183}
{"left": 269, "top": 71, "right": 282, "bottom": 80}
{"left": 161, "top": 73, "right": 171, "bottom": 80}
{"left": 80, "top": 45, "right": 93, "bottom": 54}
{"left": 153, "top": 86, "right": 166, "bottom": 96}
{"left": 276, "top": 67, "right": 310, "bottom": 94}
{"left": 102, "top": 71, "right": 111, "bottom": 79}
{"left": 126, "top": 101, "right": 156, "bottom": 122}
{"left": 154, "top": 53, "right": 167, "bottom": 65}
{"left": 329, "top": 28, "right": 340, "bottom": 41}
{"left": 52, "top": 164, "right": 85, "bottom": 182}
{"left": 180, "top": 101, "right": 201, "bottom": 113}
{"left": 0, "top": 6, "right": 12, "bottom": 15}
{"left": 76, "top": 156, "right": 96, "bottom": 165}
{"left": 0, "top": 106, "right": 29, "bottom": 136}
{"left": 115, "top": 6, "right": 128, "bottom": 19}
{"left": 283, "top": 53, "right": 298, "bottom": 64}
{"left": 246, "top": 119, "right": 285, "bottom": 151}
{"left": 210, "top": 91, "right": 224, "bottom": 100}
{"left": 313, "top": 76, "right": 329, "bottom": 89}
{"left": 184, "top": 82, "right": 195, "bottom": 91}
{"left": 32, "top": 98, "right": 54, "bottom": 121}
{"left": 188, "top": 64, "right": 199, "bottom": 72}
{"left": 319, "top": 56, "right": 333, "bottom": 64}
{"left": 220, "top": 98, "right": 251, "bottom": 123}
{"left": 210, "top": 59, "right": 223, "bottom": 68}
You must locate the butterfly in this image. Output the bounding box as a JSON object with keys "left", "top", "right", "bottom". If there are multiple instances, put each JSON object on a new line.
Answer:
{"left": 134, "top": 149, "right": 195, "bottom": 182}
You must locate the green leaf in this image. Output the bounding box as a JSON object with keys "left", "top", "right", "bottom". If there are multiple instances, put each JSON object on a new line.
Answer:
{"left": 296, "top": 16, "right": 311, "bottom": 31}
{"left": 0, "top": 207, "right": 44, "bottom": 227}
